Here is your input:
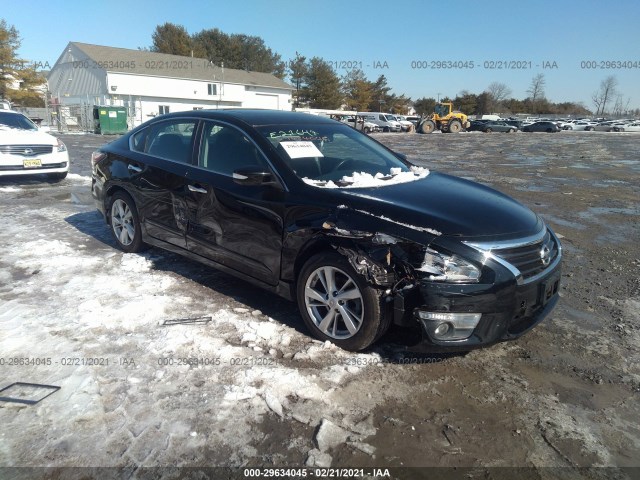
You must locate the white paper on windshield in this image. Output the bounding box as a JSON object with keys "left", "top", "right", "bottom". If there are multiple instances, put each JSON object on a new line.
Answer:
{"left": 280, "top": 141, "right": 324, "bottom": 159}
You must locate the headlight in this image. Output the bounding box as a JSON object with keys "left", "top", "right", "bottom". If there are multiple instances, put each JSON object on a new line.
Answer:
{"left": 57, "top": 138, "right": 67, "bottom": 152}
{"left": 417, "top": 248, "right": 480, "bottom": 283}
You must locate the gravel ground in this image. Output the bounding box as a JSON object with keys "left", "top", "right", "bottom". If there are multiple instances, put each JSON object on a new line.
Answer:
{"left": 0, "top": 130, "right": 638, "bottom": 478}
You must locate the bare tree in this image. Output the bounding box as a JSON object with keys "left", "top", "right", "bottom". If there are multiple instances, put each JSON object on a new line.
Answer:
{"left": 527, "top": 74, "right": 546, "bottom": 113}
{"left": 592, "top": 76, "right": 618, "bottom": 116}
{"left": 487, "top": 82, "right": 512, "bottom": 103}
{"left": 485, "top": 82, "right": 512, "bottom": 113}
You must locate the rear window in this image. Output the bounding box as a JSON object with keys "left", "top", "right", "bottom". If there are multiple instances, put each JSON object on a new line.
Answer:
{"left": 131, "top": 120, "right": 197, "bottom": 163}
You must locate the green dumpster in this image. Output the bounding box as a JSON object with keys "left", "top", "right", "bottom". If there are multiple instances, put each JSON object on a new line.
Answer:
{"left": 93, "top": 106, "right": 128, "bottom": 135}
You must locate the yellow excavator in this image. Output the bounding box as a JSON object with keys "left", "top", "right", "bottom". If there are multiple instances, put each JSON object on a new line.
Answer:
{"left": 416, "top": 102, "right": 471, "bottom": 133}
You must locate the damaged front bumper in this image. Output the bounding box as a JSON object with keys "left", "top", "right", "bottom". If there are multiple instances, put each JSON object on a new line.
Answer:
{"left": 394, "top": 260, "right": 561, "bottom": 353}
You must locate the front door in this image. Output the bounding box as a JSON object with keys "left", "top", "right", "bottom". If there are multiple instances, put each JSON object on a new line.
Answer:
{"left": 184, "top": 121, "right": 285, "bottom": 286}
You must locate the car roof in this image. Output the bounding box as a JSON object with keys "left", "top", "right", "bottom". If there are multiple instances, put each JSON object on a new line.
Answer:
{"left": 159, "top": 109, "right": 339, "bottom": 127}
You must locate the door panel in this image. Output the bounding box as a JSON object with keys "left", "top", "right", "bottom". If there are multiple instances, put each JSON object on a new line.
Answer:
{"left": 183, "top": 122, "right": 284, "bottom": 285}
{"left": 129, "top": 120, "right": 198, "bottom": 248}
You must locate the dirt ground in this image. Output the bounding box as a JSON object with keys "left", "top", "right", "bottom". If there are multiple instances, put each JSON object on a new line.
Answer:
{"left": 0, "top": 130, "right": 638, "bottom": 479}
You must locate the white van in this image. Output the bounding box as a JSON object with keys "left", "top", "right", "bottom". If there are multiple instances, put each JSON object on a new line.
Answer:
{"left": 358, "top": 112, "right": 401, "bottom": 132}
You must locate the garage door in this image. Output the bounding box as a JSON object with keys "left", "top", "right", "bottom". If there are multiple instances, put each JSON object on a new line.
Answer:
{"left": 252, "top": 94, "right": 279, "bottom": 109}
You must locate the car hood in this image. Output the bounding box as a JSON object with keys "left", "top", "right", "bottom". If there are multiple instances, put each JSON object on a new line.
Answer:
{"left": 327, "top": 172, "right": 541, "bottom": 239}
{"left": 0, "top": 128, "right": 57, "bottom": 145}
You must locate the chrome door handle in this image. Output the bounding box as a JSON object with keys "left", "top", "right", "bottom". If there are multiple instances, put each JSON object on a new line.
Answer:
{"left": 188, "top": 184, "right": 207, "bottom": 194}
{"left": 127, "top": 164, "right": 142, "bottom": 173}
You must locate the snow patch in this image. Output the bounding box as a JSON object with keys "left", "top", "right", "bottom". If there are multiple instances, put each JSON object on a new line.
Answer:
{"left": 67, "top": 173, "right": 91, "bottom": 183}
{"left": 303, "top": 166, "right": 428, "bottom": 189}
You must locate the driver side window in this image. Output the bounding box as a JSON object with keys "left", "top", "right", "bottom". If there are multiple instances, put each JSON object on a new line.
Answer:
{"left": 199, "top": 122, "right": 268, "bottom": 176}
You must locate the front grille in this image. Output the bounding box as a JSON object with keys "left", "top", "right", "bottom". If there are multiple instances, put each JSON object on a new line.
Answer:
{"left": 491, "top": 230, "right": 559, "bottom": 280}
{"left": 0, "top": 144, "right": 54, "bottom": 156}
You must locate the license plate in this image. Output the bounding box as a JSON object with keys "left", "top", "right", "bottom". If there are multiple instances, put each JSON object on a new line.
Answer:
{"left": 23, "top": 159, "right": 42, "bottom": 168}
{"left": 540, "top": 275, "right": 560, "bottom": 306}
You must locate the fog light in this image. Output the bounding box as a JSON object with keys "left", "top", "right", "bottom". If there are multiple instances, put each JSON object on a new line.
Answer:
{"left": 417, "top": 311, "right": 482, "bottom": 341}
{"left": 434, "top": 322, "right": 451, "bottom": 337}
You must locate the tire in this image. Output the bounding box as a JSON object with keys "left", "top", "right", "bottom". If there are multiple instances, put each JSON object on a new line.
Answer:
{"left": 509, "top": 128, "right": 515, "bottom": 133}
{"left": 448, "top": 120, "right": 462, "bottom": 133}
{"left": 418, "top": 120, "right": 436, "bottom": 134}
{"left": 383, "top": 126, "right": 390, "bottom": 132}
{"left": 485, "top": 128, "right": 492, "bottom": 133}
{"left": 48, "top": 172, "right": 67, "bottom": 182}
{"left": 586, "top": 126, "right": 594, "bottom": 131}
{"left": 364, "top": 127, "right": 371, "bottom": 134}
{"left": 296, "top": 252, "right": 386, "bottom": 351}
{"left": 108, "top": 190, "right": 147, "bottom": 253}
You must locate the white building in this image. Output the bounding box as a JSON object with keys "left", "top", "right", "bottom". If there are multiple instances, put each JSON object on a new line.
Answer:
{"left": 47, "top": 42, "right": 293, "bottom": 128}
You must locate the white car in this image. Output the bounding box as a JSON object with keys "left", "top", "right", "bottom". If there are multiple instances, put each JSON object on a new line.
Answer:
{"left": 392, "top": 115, "right": 416, "bottom": 132}
{"left": 0, "top": 110, "right": 69, "bottom": 180}
{"left": 614, "top": 122, "right": 640, "bottom": 132}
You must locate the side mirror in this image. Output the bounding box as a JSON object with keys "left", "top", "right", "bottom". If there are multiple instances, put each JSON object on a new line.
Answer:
{"left": 233, "top": 167, "right": 277, "bottom": 186}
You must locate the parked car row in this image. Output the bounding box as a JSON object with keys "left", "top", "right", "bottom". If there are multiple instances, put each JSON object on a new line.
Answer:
{"left": 466, "top": 116, "right": 639, "bottom": 134}
{"left": 468, "top": 119, "right": 561, "bottom": 133}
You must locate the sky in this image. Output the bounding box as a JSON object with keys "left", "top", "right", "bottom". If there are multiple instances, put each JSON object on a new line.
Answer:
{"left": 4, "top": 0, "right": 640, "bottom": 111}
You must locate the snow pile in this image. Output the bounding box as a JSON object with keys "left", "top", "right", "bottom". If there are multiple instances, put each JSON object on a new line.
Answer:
{"left": 0, "top": 195, "right": 406, "bottom": 468}
{"left": 303, "top": 166, "right": 428, "bottom": 189}
{"left": 67, "top": 173, "right": 92, "bottom": 183}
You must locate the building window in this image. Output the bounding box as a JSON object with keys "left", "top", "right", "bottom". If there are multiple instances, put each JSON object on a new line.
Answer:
{"left": 207, "top": 83, "right": 217, "bottom": 96}
{"left": 159, "top": 105, "right": 170, "bottom": 115}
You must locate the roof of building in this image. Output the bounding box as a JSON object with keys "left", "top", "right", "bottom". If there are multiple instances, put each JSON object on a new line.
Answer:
{"left": 69, "top": 42, "right": 292, "bottom": 90}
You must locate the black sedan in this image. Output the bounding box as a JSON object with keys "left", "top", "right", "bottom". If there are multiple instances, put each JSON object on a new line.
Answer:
{"left": 522, "top": 121, "right": 561, "bottom": 133}
{"left": 478, "top": 121, "right": 517, "bottom": 133}
{"left": 91, "top": 110, "right": 561, "bottom": 352}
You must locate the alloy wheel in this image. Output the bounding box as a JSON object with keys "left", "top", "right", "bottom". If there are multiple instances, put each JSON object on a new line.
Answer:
{"left": 304, "top": 266, "right": 364, "bottom": 339}
{"left": 111, "top": 199, "right": 135, "bottom": 246}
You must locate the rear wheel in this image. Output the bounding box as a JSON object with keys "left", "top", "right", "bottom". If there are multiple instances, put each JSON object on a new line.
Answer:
{"left": 418, "top": 120, "right": 436, "bottom": 134}
{"left": 448, "top": 120, "right": 462, "bottom": 133}
{"left": 297, "top": 252, "right": 387, "bottom": 351}
{"left": 509, "top": 128, "right": 516, "bottom": 133}
{"left": 485, "top": 127, "right": 493, "bottom": 133}
{"left": 108, "top": 191, "right": 147, "bottom": 253}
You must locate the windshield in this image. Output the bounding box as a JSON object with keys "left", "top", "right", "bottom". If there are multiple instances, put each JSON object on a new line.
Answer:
{"left": 257, "top": 123, "right": 426, "bottom": 187}
{"left": 0, "top": 112, "right": 38, "bottom": 130}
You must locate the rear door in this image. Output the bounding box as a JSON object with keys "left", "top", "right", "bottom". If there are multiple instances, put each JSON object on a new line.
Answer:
{"left": 129, "top": 119, "right": 198, "bottom": 248}
{"left": 183, "top": 120, "right": 285, "bottom": 285}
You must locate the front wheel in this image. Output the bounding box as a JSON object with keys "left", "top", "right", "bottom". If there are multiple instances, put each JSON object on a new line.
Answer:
{"left": 108, "top": 191, "right": 147, "bottom": 253}
{"left": 418, "top": 120, "right": 436, "bottom": 134}
{"left": 296, "top": 252, "right": 387, "bottom": 351}
{"left": 448, "top": 120, "right": 462, "bottom": 133}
